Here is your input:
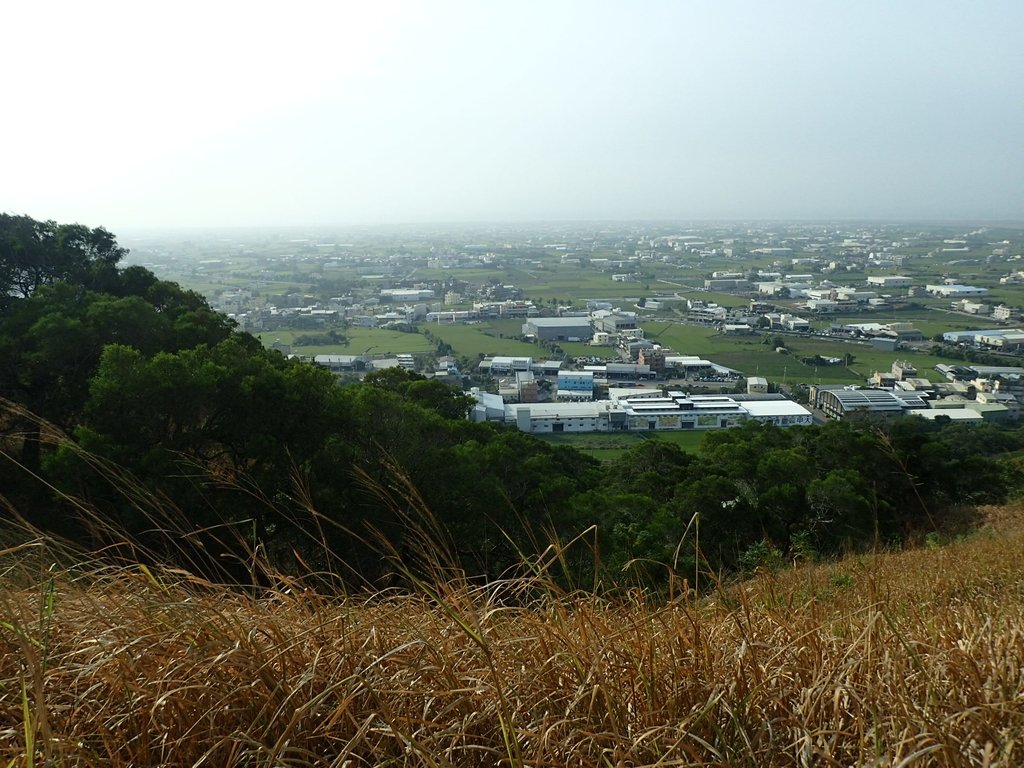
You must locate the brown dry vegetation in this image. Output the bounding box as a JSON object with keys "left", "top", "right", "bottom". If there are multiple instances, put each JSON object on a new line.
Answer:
{"left": 2, "top": 504, "right": 1024, "bottom": 767}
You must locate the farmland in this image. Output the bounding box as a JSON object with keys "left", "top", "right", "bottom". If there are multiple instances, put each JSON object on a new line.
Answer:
{"left": 123, "top": 221, "right": 1024, "bottom": 390}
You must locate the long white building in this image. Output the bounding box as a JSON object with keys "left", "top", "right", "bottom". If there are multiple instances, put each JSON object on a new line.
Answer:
{"left": 473, "top": 389, "right": 813, "bottom": 434}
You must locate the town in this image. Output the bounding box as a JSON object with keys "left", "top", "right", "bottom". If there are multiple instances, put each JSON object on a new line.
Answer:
{"left": 121, "top": 221, "right": 1024, "bottom": 447}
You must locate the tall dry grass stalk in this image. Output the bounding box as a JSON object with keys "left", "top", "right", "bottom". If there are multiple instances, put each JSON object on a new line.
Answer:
{"left": 1, "top": 501, "right": 1023, "bottom": 767}
{"left": 2, "top": 402, "right": 1022, "bottom": 765}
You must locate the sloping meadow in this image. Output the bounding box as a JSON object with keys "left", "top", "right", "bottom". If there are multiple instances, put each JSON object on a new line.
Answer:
{"left": 2, "top": 505, "right": 1024, "bottom": 767}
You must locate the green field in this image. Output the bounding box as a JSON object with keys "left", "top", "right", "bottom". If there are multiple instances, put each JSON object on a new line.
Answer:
{"left": 641, "top": 321, "right": 992, "bottom": 385}
{"left": 810, "top": 314, "right": 987, "bottom": 340}
{"left": 539, "top": 429, "right": 707, "bottom": 460}
{"left": 430, "top": 322, "right": 540, "bottom": 358}
{"left": 154, "top": 226, "right": 1024, "bottom": 392}
{"left": 258, "top": 328, "right": 435, "bottom": 356}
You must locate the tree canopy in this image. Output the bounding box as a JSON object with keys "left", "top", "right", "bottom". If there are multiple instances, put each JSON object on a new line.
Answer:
{"left": 0, "top": 214, "right": 126, "bottom": 307}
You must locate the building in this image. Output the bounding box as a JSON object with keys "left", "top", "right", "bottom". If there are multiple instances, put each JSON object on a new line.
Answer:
{"left": 978, "top": 332, "right": 1024, "bottom": 351}
{"left": 512, "top": 402, "right": 613, "bottom": 433}
{"left": 688, "top": 303, "right": 729, "bottom": 324}
{"left": 963, "top": 401, "right": 1012, "bottom": 422}
{"left": 806, "top": 299, "right": 841, "bottom": 313}
{"left": 532, "top": 360, "right": 564, "bottom": 377}
{"left": 911, "top": 408, "right": 985, "bottom": 424}
{"left": 740, "top": 399, "right": 815, "bottom": 427}
{"left": 469, "top": 390, "right": 506, "bottom": 422}
{"left": 496, "top": 390, "right": 813, "bottom": 433}
{"left": 892, "top": 360, "right": 918, "bottom": 380}
{"left": 522, "top": 317, "right": 593, "bottom": 341}
{"left": 592, "top": 312, "right": 638, "bottom": 334}
{"left": 926, "top": 284, "right": 989, "bottom": 298}
{"left": 704, "top": 278, "right": 751, "bottom": 290}
{"left": 664, "top": 356, "right": 716, "bottom": 377}
{"left": 481, "top": 356, "right": 533, "bottom": 374}
{"left": 942, "top": 328, "right": 1024, "bottom": 346}
{"left": 867, "top": 275, "right": 913, "bottom": 288}
{"left": 957, "top": 300, "right": 991, "bottom": 315}
{"left": 770, "top": 313, "right": 810, "bottom": 332}
{"left": 637, "top": 347, "right": 667, "bottom": 371}
{"left": 556, "top": 370, "right": 595, "bottom": 400}
{"left": 380, "top": 288, "right": 435, "bottom": 301}
{"left": 312, "top": 354, "right": 368, "bottom": 372}
{"left": 747, "top": 376, "right": 769, "bottom": 394}
{"left": 602, "top": 362, "right": 656, "bottom": 382}
{"left": 815, "top": 388, "right": 928, "bottom": 420}
{"left": 834, "top": 288, "right": 879, "bottom": 303}
{"left": 516, "top": 370, "right": 539, "bottom": 402}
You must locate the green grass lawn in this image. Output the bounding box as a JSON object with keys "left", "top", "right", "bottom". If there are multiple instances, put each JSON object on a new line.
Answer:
{"left": 429, "top": 323, "right": 540, "bottom": 358}
{"left": 539, "top": 429, "right": 707, "bottom": 460}
{"left": 258, "top": 328, "right": 435, "bottom": 356}
{"left": 641, "top": 323, "right": 727, "bottom": 356}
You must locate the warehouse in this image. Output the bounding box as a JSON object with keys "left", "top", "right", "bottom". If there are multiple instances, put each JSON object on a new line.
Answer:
{"left": 522, "top": 317, "right": 593, "bottom": 341}
{"left": 487, "top": 389, "right": 814, "bottom": 434}
{"left": 815, "top": 388, "right": 928, "bottom": 420}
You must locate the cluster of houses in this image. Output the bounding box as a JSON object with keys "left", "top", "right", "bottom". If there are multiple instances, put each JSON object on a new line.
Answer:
{"left": 700, "top": 271, "right": 1020, "bottom": 329}
{"left": 226, "top": 292, "right": 547, "bottom": 333}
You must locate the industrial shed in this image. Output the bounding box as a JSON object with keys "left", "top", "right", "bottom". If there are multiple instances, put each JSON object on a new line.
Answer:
{"left": 522, "top": 317, "right": 593, "bottom": 341}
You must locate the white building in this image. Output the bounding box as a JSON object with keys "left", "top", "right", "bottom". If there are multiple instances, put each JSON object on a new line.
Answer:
{"left": 483, "top": 356, "right": 533, "bottom": 374}
{"left": 556, "top": 370, "right": 596, "bottom": 400}
{"left": 380, "top": 288, "right": 435, "bottom": 301}
{"left": 926, "top": 284, "right": 989, "bottom": 298}
{"left": 806, "top": 299, "right": 841, "bottom": 313}
{"left": 747, "top": 376, "right": 769, "bottom": 394}
{"left": 494, "top": 390, "right": 812, "bottom": 433}
{"left": 867, "top": 275, "right": 913, "bottom": 288}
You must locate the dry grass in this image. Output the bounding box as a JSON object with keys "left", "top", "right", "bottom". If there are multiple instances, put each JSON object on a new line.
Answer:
{"left": 2, "top": 505, "right": 1024, "bottom": 767}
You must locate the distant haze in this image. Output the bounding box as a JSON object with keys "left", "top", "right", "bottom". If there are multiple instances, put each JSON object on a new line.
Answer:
{"left": 3, "top": 1, "right": 1022, "bottom": 229}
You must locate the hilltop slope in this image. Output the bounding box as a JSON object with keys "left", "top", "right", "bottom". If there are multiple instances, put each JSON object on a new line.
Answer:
{"left": 1, "top": 504, "right": 1023, "bottom": 766}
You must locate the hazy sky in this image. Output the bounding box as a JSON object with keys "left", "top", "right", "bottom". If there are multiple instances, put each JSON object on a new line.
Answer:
{"left": 4, "top": 1, "right": 1022, "bottom": 229}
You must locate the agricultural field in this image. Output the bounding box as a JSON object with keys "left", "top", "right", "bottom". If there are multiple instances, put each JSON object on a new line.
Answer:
{"left": 129, "top": 222, "right": 1024, "bottom": 392}
{"left": 642, "top": 321, "right": 965, "bottom": 384}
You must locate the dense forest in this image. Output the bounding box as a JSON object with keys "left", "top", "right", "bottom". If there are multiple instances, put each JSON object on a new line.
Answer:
{"left": 3, "top": 213, "right": 1023, "bottom": 590}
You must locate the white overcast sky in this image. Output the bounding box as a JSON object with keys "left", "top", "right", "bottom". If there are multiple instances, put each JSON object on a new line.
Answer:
{"left": 3, "top": 1, "right": 1022, "bottom": 229}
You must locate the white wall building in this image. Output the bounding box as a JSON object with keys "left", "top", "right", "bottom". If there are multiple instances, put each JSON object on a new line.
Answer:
{"left": 926, "top": 284, "right": 989, "bottom": 298}
{"left": 491, "top": 391, "right": 813, "bottom": 433}
{"left": 867, "top": 276, "right": 912, "bottom": 288}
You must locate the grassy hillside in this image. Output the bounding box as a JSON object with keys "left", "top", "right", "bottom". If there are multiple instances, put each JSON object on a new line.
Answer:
{"left": 2, "top": 505, "right": 1024, "bottom": 766}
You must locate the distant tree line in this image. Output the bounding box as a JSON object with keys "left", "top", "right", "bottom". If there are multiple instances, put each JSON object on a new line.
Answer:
{"left": 3, "top": 214, "right": 1023, "bottom": 591}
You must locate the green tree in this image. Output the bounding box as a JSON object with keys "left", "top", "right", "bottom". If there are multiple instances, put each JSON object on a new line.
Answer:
{"left": 0, "top": 214, "right": 125, "bottom": 306}
{"left": 363, "top": 367, "right": 474, "bottom": 420}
